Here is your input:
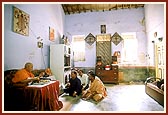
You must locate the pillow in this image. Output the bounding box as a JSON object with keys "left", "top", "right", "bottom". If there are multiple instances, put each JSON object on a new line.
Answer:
{"left": 32, "top": 69, "right": 45, "bottom": 76}
{"left": 4, "top": 69, "right": 18, "bottom": 85}
{"left": 160, "top": 84, "right": 164, "bottom": 91}
{"left": 156, "top": 79, "right": 164, "bottom": 89}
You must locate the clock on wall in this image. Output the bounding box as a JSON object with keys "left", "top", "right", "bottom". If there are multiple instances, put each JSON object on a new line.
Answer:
{"left": 85, "top": 33, "right": 96, "bottom": 45}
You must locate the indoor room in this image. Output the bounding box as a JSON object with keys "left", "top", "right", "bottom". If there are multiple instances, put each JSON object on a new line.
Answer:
{"left": 2, "top": 2, "right": 166, "bottom": 112}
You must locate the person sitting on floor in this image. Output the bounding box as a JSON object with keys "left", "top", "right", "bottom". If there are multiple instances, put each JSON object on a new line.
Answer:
{"left": 12, "top": 62, "right": 43, "bottom": 85}
{"left": 82, "top": 70, "right": 107, "bottom": 102}
{"left": 64, "top": 70, "right": 82, "bottom": 97}
{"left": 78, "top": 69, "right": 89, "bottom": 91}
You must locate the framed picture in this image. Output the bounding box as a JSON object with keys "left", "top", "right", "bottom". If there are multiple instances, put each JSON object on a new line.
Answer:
{"left": 111, "top": 32, "right": 123, "bottom": 45}
{"left": 101, "top": 25, "right": 106, "bottom": 34}
{"left": 13, "top": 6, "right": 30, "bottom": 36}
{"left": 85, "top": 33, "right": 96, "bottom": 45}
{"left": 49, "top": 27, "right": 55, "bottom": 41}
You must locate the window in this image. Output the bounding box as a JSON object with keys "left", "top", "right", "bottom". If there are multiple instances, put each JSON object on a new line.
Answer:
{"left": 121, "top": 32, "right": 138, "bottom": 64}
{"left": 72, "top": 35, "right": 85, "bottom": 62}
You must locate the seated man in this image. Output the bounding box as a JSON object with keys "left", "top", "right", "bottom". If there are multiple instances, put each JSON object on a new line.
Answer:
{"left": 12, "top": 62, "right": 42, "bottom": 85}
{"left": 82, "top": 70, "right": 107, "bottom": 102}
{"left": 78, "top": 69, "right": 89, "bottom": 91}
{"left": 64, "top": 70, "right": 82, "bottom": 97}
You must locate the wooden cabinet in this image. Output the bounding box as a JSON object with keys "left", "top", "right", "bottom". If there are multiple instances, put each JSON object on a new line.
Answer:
{"left": 95, "top": 34, "right": 119, "bottom": 84}
{"left": 96, "top": 65, "right": 119, "bottom": 84}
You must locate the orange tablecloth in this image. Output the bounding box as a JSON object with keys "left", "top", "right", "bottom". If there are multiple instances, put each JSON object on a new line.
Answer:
{"left": 24, "top": 80, "right": 63, "bottom": 111}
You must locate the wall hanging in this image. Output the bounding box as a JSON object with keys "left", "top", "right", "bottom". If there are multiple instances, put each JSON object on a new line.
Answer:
{"left": 37, "top": 36, "right": 43, "bottom": 48}
{"left": 85, "top": 33, "right": 96, "bottom": 45}
{"left": 101, "top": 25, "right": 106, "bottom": 34}
{"left": 96, "top": 34, "right": 111, "bottom": 42}
{"left": 13, "top": 6, "right": 30, "bottom": 36}
{"left": 111, "top": 32, "right": 123, "bottom": 45}
{"left": 49, "top": 26, "right": 55, "bottom": 41}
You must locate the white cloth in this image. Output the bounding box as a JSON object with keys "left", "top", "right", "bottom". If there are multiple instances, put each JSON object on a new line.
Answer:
{"left": 48, "top": 75, "right": 56, "bottom": 80}
{"left": 27, "top": 81, "right": 55, "bottom": 87}
{"left": 78, "top": 74, "right": 89, "bottom": 88}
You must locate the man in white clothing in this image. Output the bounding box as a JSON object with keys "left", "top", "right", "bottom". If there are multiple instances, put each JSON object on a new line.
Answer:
{"left": 78, "top": 69, "right": 89, "bottom": 90}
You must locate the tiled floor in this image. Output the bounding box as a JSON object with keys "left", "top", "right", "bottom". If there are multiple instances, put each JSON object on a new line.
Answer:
{"left": 59, "top": 84, "right": 165, "bottom": 112}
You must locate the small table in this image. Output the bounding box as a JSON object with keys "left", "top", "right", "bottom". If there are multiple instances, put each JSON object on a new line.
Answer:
{"left": 24, "top": 80, "right": 63, "bottom": 111}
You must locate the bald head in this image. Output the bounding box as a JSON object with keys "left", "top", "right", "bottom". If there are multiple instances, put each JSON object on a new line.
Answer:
{"left": 24, "top": 62, "right": 33, "bottom": 72}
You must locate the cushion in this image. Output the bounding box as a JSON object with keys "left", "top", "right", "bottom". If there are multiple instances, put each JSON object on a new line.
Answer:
{"left": 4, "top": 69, "right": 18, "bottom": 86}
{"left": 156, "top": 79, "right": 164, "bottom": 89}
{"left": 32, "top": 69, "right": 45, "bottom": 76}
{"left": 147, "top": 83, "right": 164, "bottom": 95}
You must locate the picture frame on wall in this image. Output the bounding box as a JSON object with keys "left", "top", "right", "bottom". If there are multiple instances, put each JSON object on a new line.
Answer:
{"left": 85, "top": 33, "right": 96, "bottom": 46}
{"left": 49, "top": 26, "right": 55, "bottom": 41}
{"left": 13, "top": 6, "right": 30, "bottom": 36}
{"left": 111, "top": 32, "right": 123, "bottom": 45}
{"left": 101, "top": 25, "right": 106, "bottom": 34}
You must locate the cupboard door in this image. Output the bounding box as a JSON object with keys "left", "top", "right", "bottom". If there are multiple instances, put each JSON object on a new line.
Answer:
{"left": 96, "top": 41, "right": 112, "bottom": 66}
{"left": 155, "top": 43, "right": 165, "bottom": 79}
{"left": 96, "top": 34, "right": 112, "bottom": 66}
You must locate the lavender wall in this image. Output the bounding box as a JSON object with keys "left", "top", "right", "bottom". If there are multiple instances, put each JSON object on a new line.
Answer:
{"left": 65, "top": 7, "right": 146, "bottom": 67}
{"left": 3, "top": 3, "right": 164, "bottom": 71}
{"left": 3, "top": 4, "right": 65, "bottom": 70}
{"left": 144, "top": 4, "right": 165, "bottom": 66}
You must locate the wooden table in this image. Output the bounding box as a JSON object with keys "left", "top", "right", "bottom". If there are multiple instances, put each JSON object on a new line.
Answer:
{"left": 96, "top": 65, "right": 119, "bottom": 84}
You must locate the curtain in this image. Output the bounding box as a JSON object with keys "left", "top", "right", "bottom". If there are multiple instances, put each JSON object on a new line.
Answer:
{"left": 72, "top": 36, "right": 85, "bottom": 62}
